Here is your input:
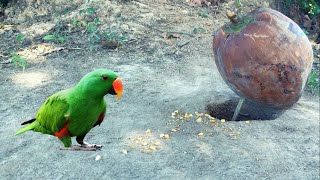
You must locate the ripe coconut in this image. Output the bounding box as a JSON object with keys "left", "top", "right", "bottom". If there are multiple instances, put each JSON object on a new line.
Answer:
{"left": 213, "top": 8, "right": 313, "bottom": 108}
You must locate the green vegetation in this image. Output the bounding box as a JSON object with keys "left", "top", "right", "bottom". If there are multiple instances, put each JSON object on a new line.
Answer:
{"left": 69, "top": 6, "right": 127, "bottom": 48}
{"left": 43, "top": 34, "right": 66, "bottom": 43}
{"left": 192, "top": 27, "right": 207, "bottom": 34}
{"left": 282, "top": 0, "right": 320, "bottom": 18}
{"left": 11, "top": 53, "right": 27, "bottom": 71}
{"left": 300, "top": 0, "right": 320, "bottom": 17}
{"left": 0, "top": 0, "right": 10, "bottom": 7}
{"left": 223, "top": 16, "right": 254, "bottom": 33}
{"left": 101, "top": 27, "right": 127, "bottom": 43}
{"left": 307, "top": 70, "right": 320, "bottom": 95}
{"left": 16, "top": 33, "right": 25, "bottom": 43}
{"left": 70, "top": 6, "right": 100, "bottom": 35}
{"left": 198, "top": 10, "right": 209, "bottom": 18}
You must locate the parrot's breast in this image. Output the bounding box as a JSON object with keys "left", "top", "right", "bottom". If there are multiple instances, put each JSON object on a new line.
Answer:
{"left": 66, "top": 98, "right": 106, "bottom": 136}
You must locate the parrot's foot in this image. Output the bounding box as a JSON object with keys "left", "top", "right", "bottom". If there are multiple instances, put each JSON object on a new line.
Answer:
{"left": 81, "top": 143, "right": 103, "bottom": 149}
{"left": 60, "top": 144, "right": 103, "bottom": 151}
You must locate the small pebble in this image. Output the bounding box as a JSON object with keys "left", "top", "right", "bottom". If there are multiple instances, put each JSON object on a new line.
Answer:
{"left": 95, "top": 155, "right": 102, "bottom": 161}
{"left": 121, "top": 149, "right": 128, "bottom": 154}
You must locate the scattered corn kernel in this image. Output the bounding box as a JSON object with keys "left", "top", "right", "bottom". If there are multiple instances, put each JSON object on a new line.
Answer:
{"left": 210, "top": 119, "right": 216, "bottom": 123}
{"left": 154, "top": 142, "right": 161, "bottom": 146}
{"left": 245, "top": 120, "right": 250, "bottom": 124}
{"left": 164, "top": 134, "right": 170, "bottom": 139}
{"left": 196, "top": 117, "right": 203, "bottom": 123}
{"left": 171, "top": 129, "right": 177, "bottom": 132}
{"left": 146, "top": 129, "right": 152, "bottom": 134}
{"left": 184, "top": 113, "right": 193, "bottom": 118}
{"left": 221, "top": 119, "right": 226, "bottom": 123}
{"left": 160, "top": 134, "right": 165, "bottom": 138}
{"left": 149, "top": 146, "right": 157, "bottom": 150}
{"left": 198, "top": 132, "right": 204, "bottom": 136}
{"left": 141, "top": 142, "right": 148, "bottom": 146}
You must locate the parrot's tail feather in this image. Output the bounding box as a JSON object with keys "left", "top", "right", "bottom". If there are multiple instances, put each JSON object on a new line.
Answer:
{"left": 21, "top": 118, "right": 36, "bottom": 125}
{"left": 16, "top": 121, "right": 52, "bottom": 135}
{"left": 16, "top": 121, "right": 38, "bottom": 135}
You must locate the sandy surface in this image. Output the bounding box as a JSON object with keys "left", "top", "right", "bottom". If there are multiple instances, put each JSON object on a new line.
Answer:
{"left": 0, "top": 0, "right": 319, "bottom": 179}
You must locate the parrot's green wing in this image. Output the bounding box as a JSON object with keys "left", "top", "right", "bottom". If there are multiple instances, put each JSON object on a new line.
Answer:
{"left": 16, "top": 90, "right": 70, "bottom": 136}
{"left": 36, "top": 90, "right": 70, "bottom": 134}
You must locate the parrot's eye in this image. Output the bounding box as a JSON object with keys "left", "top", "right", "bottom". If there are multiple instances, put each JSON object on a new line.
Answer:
{"left": 102, "top": 75, "right": 108, "bottom": 80}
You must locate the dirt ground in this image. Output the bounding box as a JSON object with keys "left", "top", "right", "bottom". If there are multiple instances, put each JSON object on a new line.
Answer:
{"left": 0, "top": 0, "right": 319, "bottom": 179}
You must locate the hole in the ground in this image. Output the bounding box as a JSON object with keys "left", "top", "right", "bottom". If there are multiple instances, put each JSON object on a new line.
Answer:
{"left": 205, "top": 97, "right": 285, "bottom": 121}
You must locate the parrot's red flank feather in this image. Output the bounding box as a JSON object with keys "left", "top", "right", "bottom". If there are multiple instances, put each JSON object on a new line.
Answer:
{"left": 54, "top": 120, "right": 70, "bottom": 138}
{"left": 94, "top": 112, "right": 105, "bottom": 127}
{"left": 97, "top": 112, "right": 104, "bottom": 125}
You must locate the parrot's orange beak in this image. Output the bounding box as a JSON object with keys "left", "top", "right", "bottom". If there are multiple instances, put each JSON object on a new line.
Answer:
{"left": 112, "top": 78, "right": 123, "bottom": 100}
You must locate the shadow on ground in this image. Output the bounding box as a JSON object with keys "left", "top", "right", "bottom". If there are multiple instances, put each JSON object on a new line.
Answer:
{"left": 205, "top": 97, "right": 285, "bottom": 121}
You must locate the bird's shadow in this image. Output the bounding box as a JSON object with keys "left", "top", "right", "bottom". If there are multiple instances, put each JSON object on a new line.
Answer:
{"left": 205, "top": 97, "right": 285, "bottom": 121}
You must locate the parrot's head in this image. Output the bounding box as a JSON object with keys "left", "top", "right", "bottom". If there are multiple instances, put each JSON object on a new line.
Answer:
{"left": 78, "top": 69, "right": 123, "bottom": 100}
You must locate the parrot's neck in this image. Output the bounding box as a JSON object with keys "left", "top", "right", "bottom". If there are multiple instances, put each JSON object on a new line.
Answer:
{"left": 73, "top": 83, "right": 106, "bottom": 100}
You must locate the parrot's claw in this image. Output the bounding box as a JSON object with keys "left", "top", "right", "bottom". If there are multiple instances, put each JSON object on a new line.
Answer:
{"left": 81, "top": 144, "right": 103, "bottom": 149}
{"left": 60, "top": 144, "right": 103, "bottom": 151}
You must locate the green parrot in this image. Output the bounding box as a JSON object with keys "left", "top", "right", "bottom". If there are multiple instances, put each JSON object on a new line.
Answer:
{"left": 16, "top": 69, "right": 123, "bottom": 151}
